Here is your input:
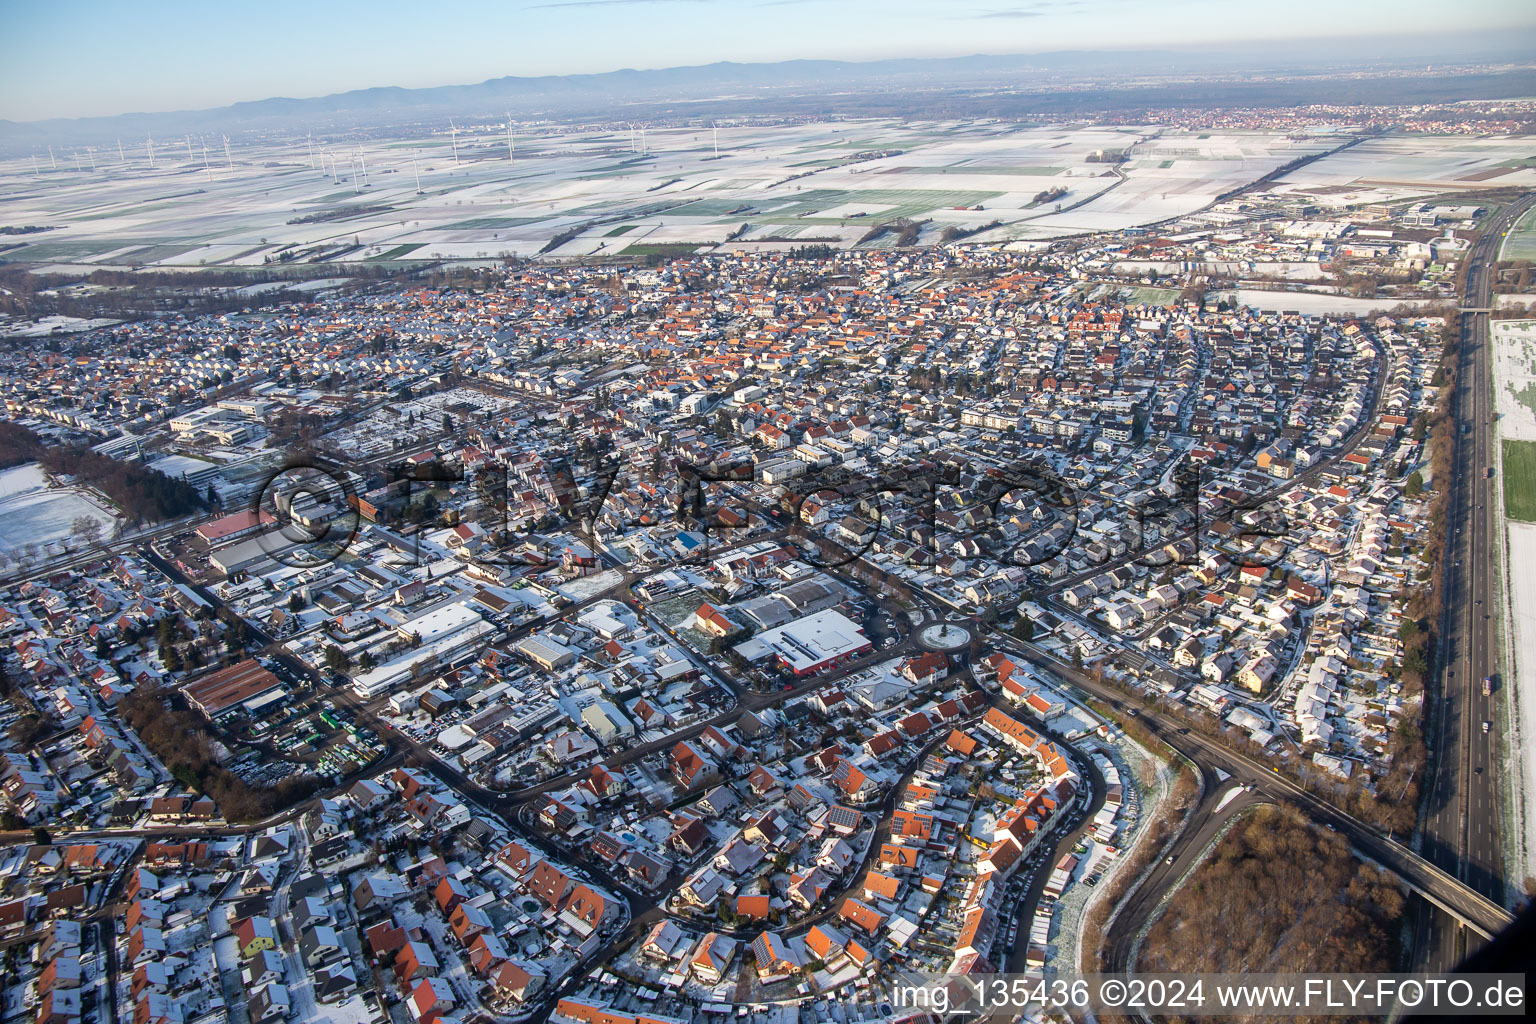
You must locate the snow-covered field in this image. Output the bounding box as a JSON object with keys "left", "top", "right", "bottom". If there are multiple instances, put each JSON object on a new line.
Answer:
{"left": 0, "top": 462, "right": 46, "bottom": 499}
{"left": 0, "top": 462, "right": 118, "bottom": 555}
{"left": 1494, "top": 293, "right": 1536, "bottom": 309}
{"left": 1492, "top": 318, "right": 1536, "bottom": 892}
{"left": 0, "top": 122, "right": 1379, "bottom": 267}
{"left": 1492, "top": 320, "right": 1536, "bottom": 443}
{"left": 1217, "top": 289, "right": 1437, "bottom": 316}
{"left": 1272, "top": 136, "right": 1536, "bottom": 206}
{"left": 1502, "top": 523, "right": 1536, "bottom": 886}
{"left": 0, "top": 313, "right": 120, "bottom": 337}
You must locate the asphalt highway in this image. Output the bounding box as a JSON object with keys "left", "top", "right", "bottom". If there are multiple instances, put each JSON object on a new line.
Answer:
{"left": 1413, "top": 192, "right": 1536, "bottom": 970}
{"left": 990, "top": 638, "right": 1515, "bottom": 942}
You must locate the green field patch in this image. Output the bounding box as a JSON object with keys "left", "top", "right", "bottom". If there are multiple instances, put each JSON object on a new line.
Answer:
{"left": 12, "top": 240, "right": 170, "bottom": 262}
{"left": 578, "top": 168, "right": 650, "bottom": 179}
{"left": 1511, "top": 379, "right": 1536, "bottom": 419}
{"left": 301, "top": 190, "right": 372, "bottom": 205}
{"left": 1504, "top": 439, "right": 1536, "bottom": 522}
{"left": 604, "top": 225, "right": 637, "bottom": 237}
{"left": 903, "top": 165, "right": 1065, "bottom": 176}
{"left": 653, "top": 198, "right": 758, "bottom": 218}
{"left": 122, "top": 243, "right": 201, "bottom": 263}
{"left": 755, "top": 188, "right": 1002, "bottom": 221}
{"left": 813, "top": 137, "right": 929, "bottom": 150}
{"left": 73, "top": 199, "right": 198, "bottom": 221}
{"left": 1124, "top": 286, "right": 1181, "bottom": 306}
{"left": 447, "top": 217, "right": 541, "bottom": 230}
{"left": 1501, "top": 205, "right": 1536, "bottom": 262}
{"left": 1159, "top": 160, "right": 1176, "bottom": 169}
{"left": 621, "top": 242, "right": 713, "bottom": 258}
{"left": 374, "top": 243, "right": 426, "bottom": 260}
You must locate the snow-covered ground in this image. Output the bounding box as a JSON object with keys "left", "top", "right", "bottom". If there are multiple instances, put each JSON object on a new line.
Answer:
{"left": 1066, "top": 732, "right": 1172, "bottom": 973}
{"left": 1218, "top": 289, "right": 1438, "bottom": 316}
{"left": 0, "top": 461, "right": 47, "bottom": 499}
{"left": 0, "top": 462, "right": 118, "bottom": 554}
{"left": 1492, "top": 320, "right": 1536, "bottom": 442}
{"left": 1501, "top": 523, "right": 1536, "bottom": 888}
{"left": 555, "top": 568, "right": 625, "bottom": 602}
{"left": 0, "top": 313, "right": 120, "bottom": 337}
{"left": 1494, "top": 293, "right": 1536, "bottom": 309}
{"left": 1493, "top": 319, "right": 1536, "bottom": 893}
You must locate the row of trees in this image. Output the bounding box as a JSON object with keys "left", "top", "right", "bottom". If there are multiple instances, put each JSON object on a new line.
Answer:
{"left": 119, "top": 687, "right": 321, "bottom": 821}
{"left": 0, "top": 421, "right": 204, "bottom": 522}
{"left": 1492, "top": 260, "right": 1534, "bottom": 294}
{"left": 38, "top": 441, "right": 204, "bottom": 523}
{"left": 0, "top": 265, "right": 404, "bottom": 322}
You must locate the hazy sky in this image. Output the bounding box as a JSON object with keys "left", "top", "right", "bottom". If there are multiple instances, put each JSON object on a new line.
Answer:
{"left": 3, "top": 0, "right": 1531, "bottom": 121}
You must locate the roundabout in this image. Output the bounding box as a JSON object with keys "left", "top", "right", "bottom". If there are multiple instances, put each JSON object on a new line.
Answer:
{"left": 918, "top": 619, "right": 972, "bottom": 652}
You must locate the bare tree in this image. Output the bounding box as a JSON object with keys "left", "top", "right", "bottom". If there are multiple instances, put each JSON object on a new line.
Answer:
{"left": 70, "top": 515, "right": 104, "bottom": 548}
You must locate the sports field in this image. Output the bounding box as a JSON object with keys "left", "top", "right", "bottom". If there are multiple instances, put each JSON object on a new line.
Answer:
{"left": 1503, "top": 439, "right": 1536, "bottom": 523}
{"left": 1501, "top": 205, "right": 1536, "bottom": 263}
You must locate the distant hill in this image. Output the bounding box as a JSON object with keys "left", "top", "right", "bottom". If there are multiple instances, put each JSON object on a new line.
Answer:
{"left": 3, "top": 31, "right": 1534, "bottom": 152}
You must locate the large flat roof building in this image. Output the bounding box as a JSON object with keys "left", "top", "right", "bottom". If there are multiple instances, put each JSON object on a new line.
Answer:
{"left": 198, "top": 509, "right": 277, "bottom": 546}
{"left": 182, "top": 659, "right": 285, "bottom": 719}
{"left": 395, "top": 602, "right": 483, "bottom": 646}
{"left": 754, "top": 609, "right": 871, "bottom": 677}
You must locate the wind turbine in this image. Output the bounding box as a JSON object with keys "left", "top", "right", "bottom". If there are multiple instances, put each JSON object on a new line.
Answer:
{"left": 202, "top": 142, "right": 212, "bottom": 182}
{"left": 350, "top": 156, "right": 360, "bottom": 194}
{"left": 31, "top": 155, "right": 39, "bottom": 177}
{"left": 117, "top": 139, "right": 125, "bottom": 163}
{"left": 306, "top": 131, "right": 315, "bottom": 169}
{"left": 185, "top": 134, "right": 194, "bottom": 161}
{"left": 146, "top": 136, "right": 156, "bottom": 168}
{"left": 449, "top": 120, "right": 460, "bottom": 166}
{"left": 712, "top": 121, "right": 719, "bottom": 158}
{"left": 356, "top": 145, "right": 369, "bottom": 187}
{"left": 223, "top": 134, "right": 233, "bottom": 169}
{"left": 505, "top": 114, "right": 515, "bottom": 164}
{"left": 74, "top": 151, "right": 83, "bottom": 171}
{"left": 411, "top": 149, "right": 422, "bottom": 193}
{"left": 87, "top": 148, "right": 96, "bottom": 171}
{"left": 48, "top": 145, "right": 56, "bottom": 170}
